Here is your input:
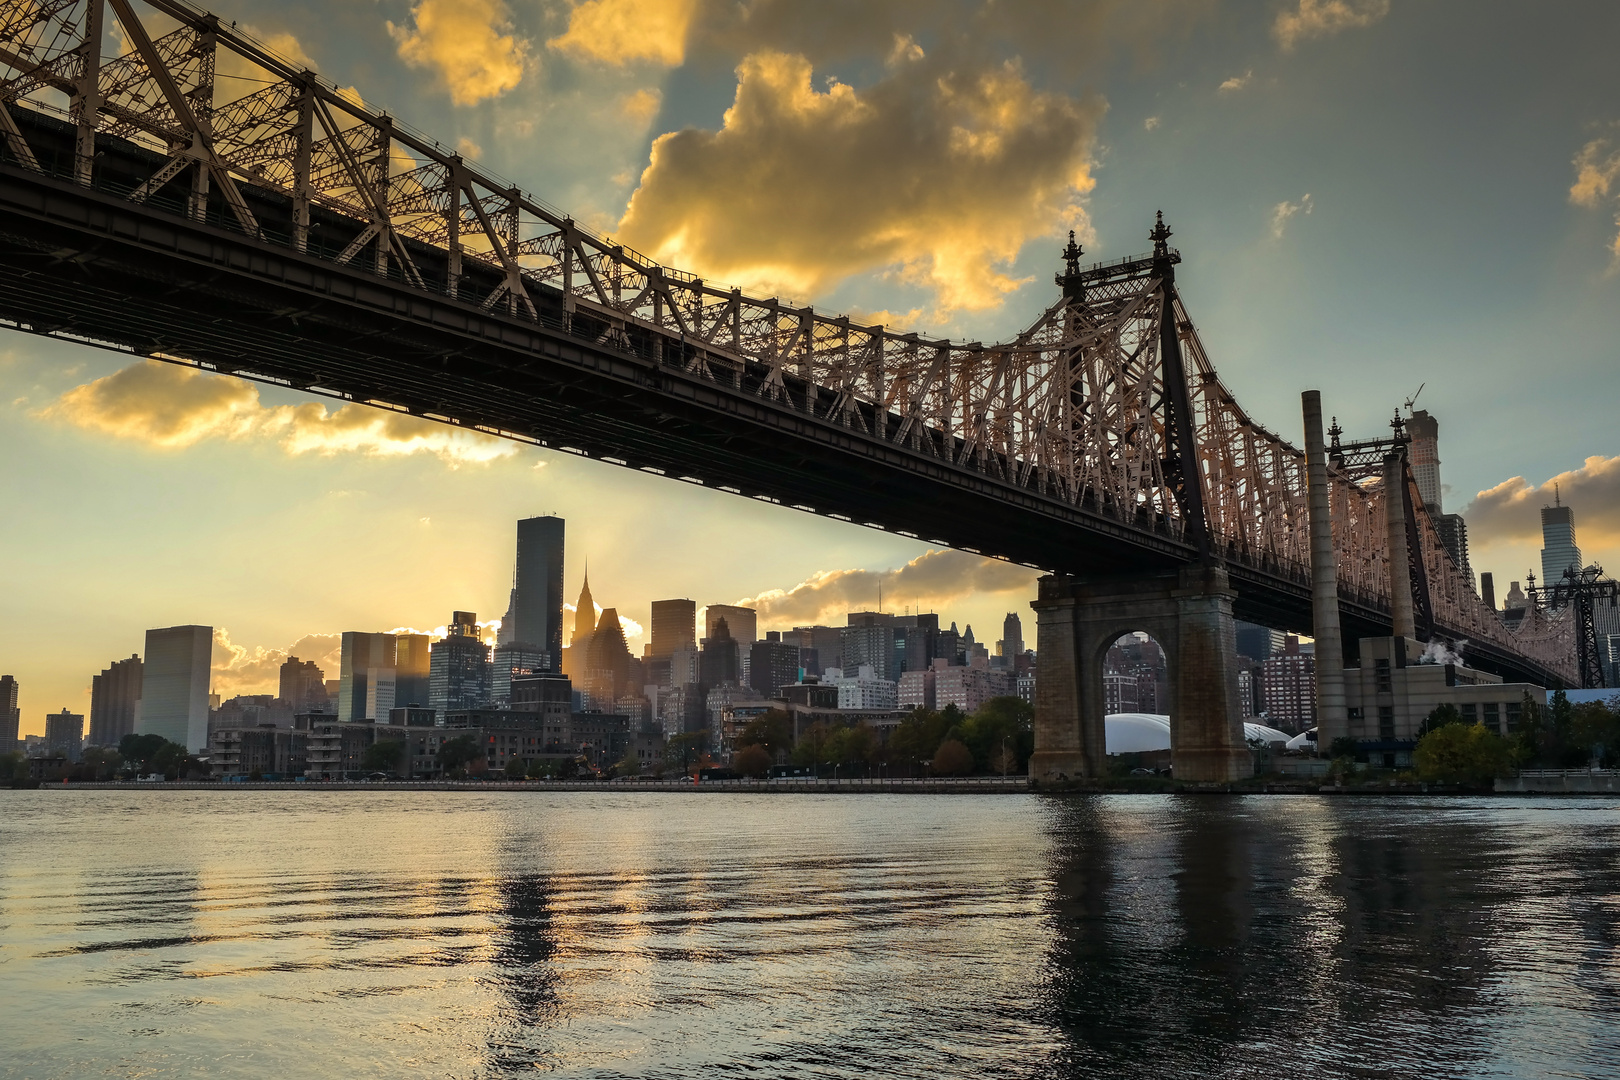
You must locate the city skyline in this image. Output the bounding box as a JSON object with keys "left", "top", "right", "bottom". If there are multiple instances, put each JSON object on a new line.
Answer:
{"left": 3, "top": 0, "right": 1618, "bottom": 730}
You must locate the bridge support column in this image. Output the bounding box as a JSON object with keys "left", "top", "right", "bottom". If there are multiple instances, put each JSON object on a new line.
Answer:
{"left": 1030, "top": 565, "right": 1253, "bottom": 784}
{"left": 1029, "top": 578, "right": 1099, "bottom": 782}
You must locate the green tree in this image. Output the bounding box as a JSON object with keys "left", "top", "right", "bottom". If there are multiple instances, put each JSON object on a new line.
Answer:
{"left": 961, "top": 696, "right": 1034, "bottom": 773}
{"left": 1414, "top": 722, "right": 1510, "bottom": 786}
{"left": 791, "top": 721, "right": 833, "bottom": 768}
{"left": 735, "top": 710, "right": 792, "bottom": 758}
{"left": 931, "top": 738, "right": 974, "bottom": 776}
{"left": 362, "top": 738, "right": 404, "bottom": 773}
{"left": 2, "top": 752, "right": 32, "bottom": 788}
{"left": 148, "top": 741, "right": 197, "bottom": 780}
{"left": 612, "top": 747, "right": 643, "bottom": 777}
{"left": 436, "top": 734, "right": 482, "bottom": 776}
{"left": 78, "top": 746, "right": 123, "bottom": 781}
{"left": 888, "top": 708, "right": 953, "bottom": 773}
{"left": 1570, "top": 701, "right": 1619, "bottom": 767}
{"left": 663, "top": 731, "right": 709, "bottom": 776}
{"left": 118, "top": 733, "right": 171, "bottom": 771}
{"left": 1417, "top": 703, "right": 1463, "bottom": 739}
{"left": 505, "top": 758, "right": 531, "bottom": 780}
{"left": 824, "top": 723, "right": 876, "bottom": 772}
{"left": 734, "top": 743, "right": 772, "bottom": 778}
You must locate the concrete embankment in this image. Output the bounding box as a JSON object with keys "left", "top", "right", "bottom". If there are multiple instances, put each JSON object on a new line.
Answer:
{"left": 52, "top": 778, "right": 1033, "bottom": 794}
{"left": 1495, "top": 770, "right": 1620, "bottom": 794}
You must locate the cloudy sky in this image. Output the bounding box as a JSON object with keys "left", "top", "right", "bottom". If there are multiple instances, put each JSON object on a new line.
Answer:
{"left": 4, "top": 0, "right": 1619, "bottom": 732}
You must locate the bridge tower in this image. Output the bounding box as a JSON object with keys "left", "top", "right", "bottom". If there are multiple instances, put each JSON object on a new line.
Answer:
{"left": 1029, "top": 216, "right": 1252, "bottom": 784}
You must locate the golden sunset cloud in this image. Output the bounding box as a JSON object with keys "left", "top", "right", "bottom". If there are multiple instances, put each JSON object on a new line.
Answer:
{"left": 389, "top": 0, "right": 528, "bottom": 106}
{"left": 1274, "top": 0, "right": 1390, "bottom": 52}
{"left": 549, "top": 0, "right": 697, "bottom": 67}
{"left": 617, "top": 49, "right": 1101, "bottom": 314}
{"left": 40, "top": 361, "right": 518, "bottom": 466}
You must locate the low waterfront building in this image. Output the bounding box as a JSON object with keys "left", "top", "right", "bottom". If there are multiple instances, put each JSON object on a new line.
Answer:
{"left": 209, "top": 725, "right": 308, "bottom": 778}
{"left": 1344, "top": 636, "right": 1547, "bottom": 768}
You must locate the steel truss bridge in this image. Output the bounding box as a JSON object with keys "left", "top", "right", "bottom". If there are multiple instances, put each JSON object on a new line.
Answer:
{"left": 0, "top": 0, "right": 1575, "bottom": 687}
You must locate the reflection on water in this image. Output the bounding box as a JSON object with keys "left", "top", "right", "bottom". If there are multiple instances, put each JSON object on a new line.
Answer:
{"left": 1, "top": 793, "right": 1617, "bottom": 1078}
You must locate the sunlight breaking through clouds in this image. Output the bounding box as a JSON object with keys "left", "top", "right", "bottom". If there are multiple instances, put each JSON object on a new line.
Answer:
{"left": 40, "top": 361, "right": 519, "bottom": 466}
{"left": 738, "top": 549, "right": 1038, "bottom": 629}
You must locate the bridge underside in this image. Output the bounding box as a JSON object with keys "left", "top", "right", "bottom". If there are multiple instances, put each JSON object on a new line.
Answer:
{"left": 0, "top": 152, "right": 1562, "bottom": 689}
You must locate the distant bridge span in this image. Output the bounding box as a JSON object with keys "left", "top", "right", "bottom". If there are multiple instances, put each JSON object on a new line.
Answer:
{"left": 0, "top": 0, "right": 1571, "bottom": 693}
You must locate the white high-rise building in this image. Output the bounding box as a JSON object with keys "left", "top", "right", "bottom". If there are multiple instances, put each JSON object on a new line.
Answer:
{"left": 137, "top": 625, "right": 212, "bottom": 751}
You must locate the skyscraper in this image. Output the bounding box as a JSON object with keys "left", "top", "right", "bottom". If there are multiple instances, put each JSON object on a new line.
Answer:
{"left": 749, "top": 632, "right": 801, "bottom": 699}
{"left": 44, "top": 708, "right": 84, "bottom": 761}
{"left": 0, "top": 674, "right": 19, "bottom": 752}
{"left": 999, "top": 613, "right": 1024, "bottom": 658}
{"left": 1407, "top": 409, "right": 1473, "bottom": 586}
{"left": 1407, "top": 410, "right": 1443, "bottom": 512}
{"left": 563, "top": 572, "right": 596, "bottom": 678}
{"left": 512, "top": 516, "right": 565, "bottom": 669}
{"left": 650, "top": 598, "right": 697, "bottom": 658}
{"left": 584, "top": 608, "right": 634, "bottom": 703}
{"left": 337, "top": 632, "right": 396, "bottom": 723}
{"left": 705, "top": 604, "right": 757, "bottom": 646}
{"left": 490, "top": 641, "right": 549, "bottom": 706}
{"left": 137, "top": 625, "right": 212, "bottom": 751}
{"left": 89, "top": 654, "right": 143, "bottom": 746}
{"left": 393, "top": 634, "right": 432, "bottom": 708}
{"left": 700, "top": 617, "right": 741, "bottom": 687}
{"left": 1540, "top": 496, "right": 1581, "bottom": 588}
{"left": 429, "top": 612, "right": 489, "bottom": 713}
{"left": 278, "top": 656, "right": 326, "bottom": 712}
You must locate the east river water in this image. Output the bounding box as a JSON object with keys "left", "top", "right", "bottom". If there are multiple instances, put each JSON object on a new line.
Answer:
{"left": 1, "top": 792, "right": 1617, "bottom": 1079}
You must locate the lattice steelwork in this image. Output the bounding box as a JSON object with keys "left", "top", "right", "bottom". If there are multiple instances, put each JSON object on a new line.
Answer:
{"left": 0, "top": 0, "right": 1573, "bottom": 682}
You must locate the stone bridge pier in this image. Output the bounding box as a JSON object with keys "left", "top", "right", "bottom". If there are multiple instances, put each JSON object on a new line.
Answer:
{"left": 1029, "top": 564, "right": 1254, "bottom": 783}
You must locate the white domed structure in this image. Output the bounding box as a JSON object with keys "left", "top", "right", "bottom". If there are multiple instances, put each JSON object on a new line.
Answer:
{"left": 1104, "top": 714, "right": 1295, "bottom": 754}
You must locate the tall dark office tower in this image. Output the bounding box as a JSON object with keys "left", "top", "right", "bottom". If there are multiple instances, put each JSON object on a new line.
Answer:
{"left": 393, "top": 634, "right": 432, "bottom": 708}
{"left": 1000, "top": 613, "right": 1024, "bottom": 658}
{"left": 749, "top": 632, "right": 801, "bottom": 698}
{"left": 650, "top": 599, "right": 697, "bottom": 658}
{"left": 89, "top": 654, "right": 143, "bottom": 746}
{"left": 512, "top": 516, "right": 565, "bottom": 670}
{"left": 700, "top": 617, "right": 741, "bottom": 687}
{"left": 0, "top": 674, "right": 19, "bottom": 751}
{"left": 338, "top": 632, "right": 396, "bottom": 723}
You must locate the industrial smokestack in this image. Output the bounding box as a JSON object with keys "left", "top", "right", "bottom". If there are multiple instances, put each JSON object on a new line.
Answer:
{"left": 1302, "top": 391, "right": 1347, "bottom": 753}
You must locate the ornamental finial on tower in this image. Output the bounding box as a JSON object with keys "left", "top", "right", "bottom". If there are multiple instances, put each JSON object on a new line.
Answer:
{"left": 1056, "top": 229, "right": 1086, "bottom": 299}
{"left": 1150, "top": 210, "right": 1172, "bottom": 257}
{"left": 1062, "top": 230, "right": 1083, "bottom": 275}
